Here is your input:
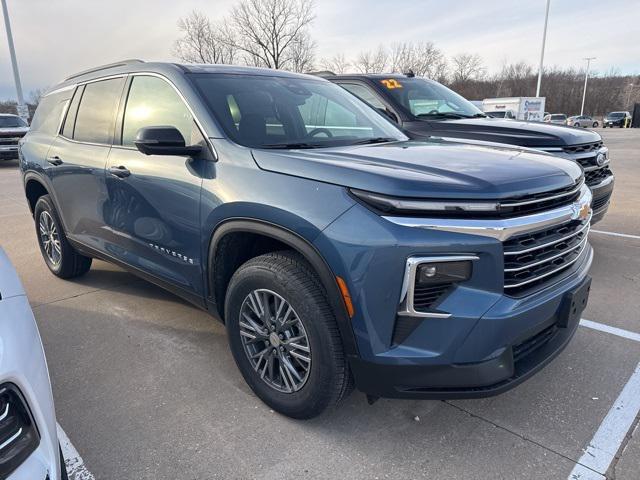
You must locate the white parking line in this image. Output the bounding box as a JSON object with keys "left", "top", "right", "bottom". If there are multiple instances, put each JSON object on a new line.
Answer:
{"left": 580, "top": 319, "right": 640, "bottom": 343}
{"left": 568, "top": 362, "right": 640, "bottom": 480}
{"left": 591, "top": 229, "right": 640, "bottom": 241}
{"left": 57, "top": 423, "right": 96, "bottom": 480}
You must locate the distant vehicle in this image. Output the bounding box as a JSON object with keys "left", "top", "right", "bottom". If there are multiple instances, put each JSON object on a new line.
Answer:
{"left": 485, "top": 110, "right": 516, "bottom": 119}
{"left": 603, "top": 111, "right": 631, "bottom": 128}
{"left": 482, "top": 97, "right": 546, "bottom": 122}
{"left": 543, "top": 114, "right": 568, "bottom": 125}
{"left": 0, "top": 248, "right": 66, "bottom": 479}
{"left": 568, "top": 115, "right": 599, "bottom": 128}
{"left": 0, "top": 114, "right": 29, "bottom": 161}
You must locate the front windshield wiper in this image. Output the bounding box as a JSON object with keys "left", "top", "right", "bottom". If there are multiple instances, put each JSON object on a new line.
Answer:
{"left": 260, "top": 142, "right": 324, "bottom": 149}
{"left": 350, "top": 137, "right": 398, "bottom": 146}
{"left": 415, "top": 112, "right": 470, "bottom": 119}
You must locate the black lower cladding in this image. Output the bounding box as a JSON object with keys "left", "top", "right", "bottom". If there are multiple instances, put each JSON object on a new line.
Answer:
{"left": 0, "top": 383, "right": 40, "bottom": 478}
{"left": 349, "top": 275, "right": 591, "bottom": 399}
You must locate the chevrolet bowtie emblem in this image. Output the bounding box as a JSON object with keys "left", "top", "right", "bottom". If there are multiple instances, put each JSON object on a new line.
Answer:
{"left": 578, "top": 203, "right": 591, "bottom": 221}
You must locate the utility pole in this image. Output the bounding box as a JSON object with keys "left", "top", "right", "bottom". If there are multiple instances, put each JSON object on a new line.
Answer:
{"left": 535, "top": 0, "right": 551, "bottom": 97}
{"left": 1, "top": 0, "right": 28, "bottom": 120}
{"left": 580, "top": 57, "right": 595, "bottom": 116}
{"left": 626, "top": 83, "right": 636, "bottom": 110}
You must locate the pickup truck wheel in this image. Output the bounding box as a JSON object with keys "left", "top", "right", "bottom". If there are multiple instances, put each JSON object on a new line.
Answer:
{"left": 34, "top": 195, "right": 92, "bottom": 278}
{"left": 225, "top": 251, "right": 351, "bottom": 419}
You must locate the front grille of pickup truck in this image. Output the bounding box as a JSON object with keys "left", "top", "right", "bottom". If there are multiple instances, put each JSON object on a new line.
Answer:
{"left": 503, "top": 218, "right": 590, "bottom": 296}
{"left": 0, "top": 137, "right": 20, "bottom": 146}
{"left": 584, "top": 166, "right": 611, "bottom": 186}
{"left": 494, "top": 180, "right": 582, "bottom": 218}
{"left": 561, "top": 141, "right": 603, "bottom": 155}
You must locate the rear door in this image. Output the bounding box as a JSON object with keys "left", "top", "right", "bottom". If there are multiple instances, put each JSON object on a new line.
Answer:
{"left": 103, "top": 74, "right": 207, "bottom": 295}
{"left": 46, "top": 77, "right": 126, "bottom": 251}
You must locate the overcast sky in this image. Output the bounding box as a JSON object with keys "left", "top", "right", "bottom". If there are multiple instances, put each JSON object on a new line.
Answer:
{"left": 1, "top": 0, "right": 638, "bottom": 101}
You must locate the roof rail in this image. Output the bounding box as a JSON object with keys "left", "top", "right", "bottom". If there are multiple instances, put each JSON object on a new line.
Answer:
{"left": 308, "top": 70, "right": 336, "bottom": 78}
{"left": 65, "top": 59, "right": 145, "bottom": 81}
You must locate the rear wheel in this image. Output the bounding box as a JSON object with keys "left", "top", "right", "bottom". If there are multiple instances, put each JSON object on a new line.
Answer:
{"left": 34, "top": 195, "right": 92, "bottom": 278}
{"left": 593, "top": 121, "right": 599, "bottom": 127}
{"left": 225, "top": 251, "right": 352, "bottom": 419}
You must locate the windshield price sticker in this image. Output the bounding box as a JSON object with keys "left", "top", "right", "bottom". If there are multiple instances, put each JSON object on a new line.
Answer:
{"left": 381, "top": 79, "right": 403, "bottom": 89}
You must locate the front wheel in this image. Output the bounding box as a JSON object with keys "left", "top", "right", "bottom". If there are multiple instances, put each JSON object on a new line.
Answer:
{"left": 34, "top": 195, "right": 92, "bottom": 278}
{"left": 225, "top": 251, "right": 352, "bottom": 419}
{"left": 593, "top": 121, "right": 599, "bottom": 127}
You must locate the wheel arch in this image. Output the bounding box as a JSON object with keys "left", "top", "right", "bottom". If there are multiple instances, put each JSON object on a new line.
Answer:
{"left": 207, "top": 218, "right": 359, "bottom": 356}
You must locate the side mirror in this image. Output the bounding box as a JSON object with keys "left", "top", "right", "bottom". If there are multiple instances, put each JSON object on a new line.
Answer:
{"left": 134, "top": 126, "right": 202, "bottom": 157}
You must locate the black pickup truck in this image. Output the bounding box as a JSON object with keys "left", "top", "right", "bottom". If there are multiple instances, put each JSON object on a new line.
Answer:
{"left": 323, "top": 73, "right": 614, "bottom": 224}
{"left": 0, "top": 114, "right": 29, "bottom": 161}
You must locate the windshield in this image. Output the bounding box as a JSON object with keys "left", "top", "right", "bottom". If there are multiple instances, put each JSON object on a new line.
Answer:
{"left": 0, "top": 116, "right": 27, "bottom": 128}
{"left": 191, "top": 74, "right": 406, "bottom": 149}
{"left": 374, "top": 77, "right": 483, "bottom": 119}
{"left": 486, "top": 111, "right": 507, "bottom": 118}
{"left": 608, "top": 112, "right": 625, "bottom": 118}
{"left": 551, "top": 115, "right": 566, "bottom": 120}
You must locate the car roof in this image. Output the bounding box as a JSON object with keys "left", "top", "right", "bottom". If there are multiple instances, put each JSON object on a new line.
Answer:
{"left": 319, "top": 73, "right": 421, "bottom": 81}
{"left": 47, "top": 60, "right": 326, "bottom": 96}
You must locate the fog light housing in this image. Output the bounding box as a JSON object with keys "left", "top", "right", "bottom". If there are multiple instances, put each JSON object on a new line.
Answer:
{"left": 0, "top": 383, "right": 40, "bottom": 478}
{"left": 416, "top": 261, "right": 472, "bottom": 286}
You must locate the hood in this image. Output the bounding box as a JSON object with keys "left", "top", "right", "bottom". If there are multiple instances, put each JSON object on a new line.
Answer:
{"left": 0, "top": 126, "right": 29, "bottom": 137}
{"left": 0, "top": 248, "right": 25, "bottom": 300}
{"left": 405, "top": 117, "right": 601, "bottom": 148}
{"left": 252, "top": 139, "right": 582, "bottom": 200}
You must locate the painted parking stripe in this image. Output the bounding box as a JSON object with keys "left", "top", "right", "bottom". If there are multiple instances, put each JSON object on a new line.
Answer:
{"left": 568, "top": 362, "right": 640, "bottom": 479}
{"left": 580, "top": 319, "right": 640, "bottom": 342}
{"left": 590, "top": 229, "right": 640, "bottom": 241}
{"left": 57, "top": 423, "right": 96, "bottom": 480}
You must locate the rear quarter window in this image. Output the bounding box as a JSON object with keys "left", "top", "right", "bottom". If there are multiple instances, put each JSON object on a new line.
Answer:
{"left": 29, "top": 91, "right": 72, "bottom": 135}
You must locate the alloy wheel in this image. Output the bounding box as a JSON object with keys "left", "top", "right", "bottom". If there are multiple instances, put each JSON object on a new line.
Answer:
{"left": 39, "top": 211, "right": 62, "bottom": 266}
{"left": 239, "top": 289, "right": 311, "bottom": 393}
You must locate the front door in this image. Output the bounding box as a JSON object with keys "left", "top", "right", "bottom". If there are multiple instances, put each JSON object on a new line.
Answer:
{"left": 103, "top": 75, "right": 207, "bottom": 295}
{"left": 46, "top": 77, "right": 125, "bottom": 251}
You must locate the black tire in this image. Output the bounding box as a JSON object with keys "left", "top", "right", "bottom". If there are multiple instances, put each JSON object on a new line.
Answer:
{"left": 34, "top": 195, "right": 92, "bottom": 278}
{"left": 225, "top": 251, "right": 352, "bottom": 419}
{"left": 574, "top": 123, "right": 580, "bottom": 128}
{"left": 593, "top": 121, "right": 599, "bottom": 128}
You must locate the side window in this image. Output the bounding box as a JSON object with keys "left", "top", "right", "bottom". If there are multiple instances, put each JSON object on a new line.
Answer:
{"left": 62, "top": 86, "right": 83, "bottom": 139}
{"left": 73, "top": 78, "right": 124, "bottom": 144}
{"left": 340, "top": 83, "right": 386, "bottom": 110}
{"left": 122, "top": 76, "right": 200, "bottom": 147}
{"left": 297, "top": 93, "right": 371, "bottom": 138}
{"left": 29, "top": 90, "right": 71, "bottom": 135}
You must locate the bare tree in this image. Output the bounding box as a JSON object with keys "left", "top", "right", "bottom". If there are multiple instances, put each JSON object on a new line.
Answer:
{"left": 174, "top": 11, "right": 237, "bottom": 64}
{"left": 319, "top": 53, "right": 351, "bottom": 74}
{"left": 389, "top": 41, "right": 447, "bottom": 79}
{"left": 354, "top": 46, "right": 388, "bottom": 74}
{"left": 450, "top": 53, "right": 486, "bottom": 83}
{"left": 227, "top": 0, "right": 315, "bottom": 69}
{"left": 285, "top": 30, "right": 316, "bottom": 73}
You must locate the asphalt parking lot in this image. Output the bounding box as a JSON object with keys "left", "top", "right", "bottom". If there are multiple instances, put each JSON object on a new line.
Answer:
{"left": 0, "top": 129, "right": 639, "bottom": 480}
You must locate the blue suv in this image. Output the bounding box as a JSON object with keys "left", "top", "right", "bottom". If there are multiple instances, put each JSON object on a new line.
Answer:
{"left": 20, "top": 61, "right": 593, "bottom": 418}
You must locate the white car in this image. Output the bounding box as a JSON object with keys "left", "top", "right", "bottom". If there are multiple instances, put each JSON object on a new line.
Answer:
{"left": 0, "top": 248, "right": 66, "bottom": 479}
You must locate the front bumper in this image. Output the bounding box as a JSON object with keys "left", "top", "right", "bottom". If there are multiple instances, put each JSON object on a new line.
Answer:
{"left": 316, "top": 188, "right": 594, "bottom": 400}
{"left": 589, "top": 175, "right": 614, "bottom": 224}
{"left": 0, "top": 146, "right": 19, "bottom": 160}
{"left": 1, "top": 294, "right": 61, "bottom": 480}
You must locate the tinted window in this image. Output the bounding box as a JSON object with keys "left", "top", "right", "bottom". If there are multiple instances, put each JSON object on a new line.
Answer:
{"left": 192, "top": 74, "right": 405, "bottom": 148}
{"left": 340, "top": 84, "right": 386, "bottom": 110}
{"left": 28, "top": 91, "right": 71, "bottom": 134}
{"left": 122, "top": 76, "right": 199, "bottom": 146}
{"left": 73, "top": 78, "right": 124, "bottom": 144}
{"left": 62, "top": 86, "right": 83, "bottom": 138}
{"left": 0, "top": 115, "right": 27, "bottom": 128}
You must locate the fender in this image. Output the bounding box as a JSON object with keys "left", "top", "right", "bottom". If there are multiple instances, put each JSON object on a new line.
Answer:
{"left": 207, "top": 218, "right": 359, "bottom": 357}
{"left": 22, "top": 171, "right": 69, "bottom": 231}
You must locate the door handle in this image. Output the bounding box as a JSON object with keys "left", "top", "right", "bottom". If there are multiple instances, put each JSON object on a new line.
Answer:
{"left": 108, "top": 165, "right": 131, "bottom": 178}
{"left": 46, "top": 156, "right": 63, "bottom": 166}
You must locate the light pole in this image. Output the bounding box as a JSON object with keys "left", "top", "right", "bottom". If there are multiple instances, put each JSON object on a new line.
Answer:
{"left": 1, "top": 0, "right": 27, "bottom": 120}
{"left": 580, "top": 57, "right": 595, "bottom": 116}
{"left": 535, "top": 0, "right": 551, "bottom": 97}
{"left": 626, "top": 83, "right": 637, "bottom": 110}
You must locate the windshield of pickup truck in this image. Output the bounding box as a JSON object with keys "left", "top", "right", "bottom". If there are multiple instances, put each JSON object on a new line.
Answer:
{"left": 376, "top": 77, "right": 484, "bottom": 119}
{"left": 191, "top": 74, "right": 406, "bottom": 149}
{"left": 0, "top": 116, "right": 28, "bottom": 128}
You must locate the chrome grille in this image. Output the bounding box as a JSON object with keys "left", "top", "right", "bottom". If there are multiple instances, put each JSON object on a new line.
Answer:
{"left": 504, "top": 218, "right": 590, "bottom": 295}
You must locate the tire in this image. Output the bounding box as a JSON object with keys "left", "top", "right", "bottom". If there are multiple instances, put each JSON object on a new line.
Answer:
{"left": 34, "top": 195, "right": 92, "bottom": 278}
{"left": 593, "top": 122, "right": 599, "bottom": 128}
{"left": 60, "top": 445, "right": 69, "bottom": 480}
{"left": 574, "top": 123, "right": 580, "bottom": 128}
{"left": 225, "top": 251, "right": 352, "bottom": 419}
